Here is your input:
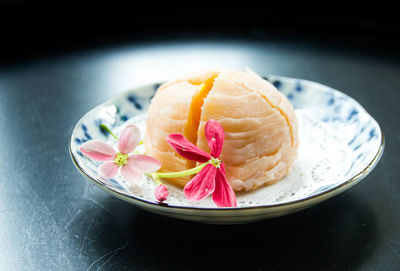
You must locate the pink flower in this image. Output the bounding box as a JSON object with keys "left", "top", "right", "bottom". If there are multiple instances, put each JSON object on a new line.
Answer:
{"left": 80, "top": 125, "right": 161, "bottom": 182}
{"left": 154, "top": 184, "right": 169, "bottom": 202}
{"left": 167, "top": 119, "right": 237, "bottom": 207}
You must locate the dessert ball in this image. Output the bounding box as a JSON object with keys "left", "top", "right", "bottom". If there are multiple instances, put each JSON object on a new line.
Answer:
{"left": 145, "top": 69, "right": 298, "bottom": 191}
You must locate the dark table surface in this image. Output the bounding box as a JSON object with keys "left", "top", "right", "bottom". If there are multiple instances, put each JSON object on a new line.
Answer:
{"left": 1, "top": 14, "right": 400, "bottom": 270}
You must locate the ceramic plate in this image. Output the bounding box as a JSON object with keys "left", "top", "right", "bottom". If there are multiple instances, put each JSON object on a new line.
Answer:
{"left": 69, "top": 74, "right": 384, "bottom": 224}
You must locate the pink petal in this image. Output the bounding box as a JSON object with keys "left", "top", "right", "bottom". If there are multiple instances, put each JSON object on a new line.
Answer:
{"left": 127, "top": 154, "right": 161, "bottom": 173}
{"left": 167, "top": 133, "right": 211, "bottom": 163}
{"left": 80, "top": 140, "right": 116, "bottom": 161}
{"left": 98, "top": 162, "right": 119, "bottom": 178}
{"left": 118, "top": 125, "right": 141, "bottom": 154}
{"left": 183, "top": 164, "right": 216, "bottom": 201}
{"left": 212, "top": 163, "right": 237, "bottom": 207}
{"left": 154, "top": 184, "right": 169, "bottom": 202}
{"left": 120, "top": 163, "right": 143, "bottom": 183}
{"left": 205, "top": 119, "right": 225, "bottom": 158}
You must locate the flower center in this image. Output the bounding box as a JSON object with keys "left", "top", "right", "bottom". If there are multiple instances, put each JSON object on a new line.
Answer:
{"left": 210, "top": 157, "right": 221, "bottom": 168}
{"left": 114, "top": 152, "right": 129, "bottom": 166}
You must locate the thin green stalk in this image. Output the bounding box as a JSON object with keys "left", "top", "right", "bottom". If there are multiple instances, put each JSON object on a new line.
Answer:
{"left": 150, "top": 173, "right": 162, "bottom": 185}
{"left": 147, "top": 162, "right": 208, "bottom": 179}
{"left": 100, "top": 124, "right": 119, "bottom": 140}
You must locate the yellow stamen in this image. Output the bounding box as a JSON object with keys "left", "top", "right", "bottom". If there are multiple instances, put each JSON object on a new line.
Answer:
{"left": 210, "top": 157, "right": 221, "bottom": 168}
{"left": 114, "top": 152, "right": 129, "bottom": 166}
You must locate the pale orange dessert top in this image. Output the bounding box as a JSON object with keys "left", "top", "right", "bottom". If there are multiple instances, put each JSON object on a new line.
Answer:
{"left": 145, "top": 69, "right": 299, "bottom": 191}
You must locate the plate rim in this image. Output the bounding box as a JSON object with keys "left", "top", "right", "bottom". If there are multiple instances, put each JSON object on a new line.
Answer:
{"left": 69, "top": 75, "right": 385, "bottom": 212}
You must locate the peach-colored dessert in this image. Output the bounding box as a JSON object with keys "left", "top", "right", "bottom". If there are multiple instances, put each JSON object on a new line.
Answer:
{"left": 145, "top": 69, "right": 299, "bottom": 191}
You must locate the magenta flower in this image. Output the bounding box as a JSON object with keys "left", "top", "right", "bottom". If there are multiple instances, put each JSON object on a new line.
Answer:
{"left": 80, "top": 125, "right": 161, "bottom": 182}
{"left": 154, "top": 184, "right": 169, "bottom": 202}
{"left": 167, "top": 119, "right": 237, "bottom": 207}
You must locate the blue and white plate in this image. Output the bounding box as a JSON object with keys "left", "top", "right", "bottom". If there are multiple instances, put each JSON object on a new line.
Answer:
{"left": 69, "top": 75, "right": 384, "bottom": 224}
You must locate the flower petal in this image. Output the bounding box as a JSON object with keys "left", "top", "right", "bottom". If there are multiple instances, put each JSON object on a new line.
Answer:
{"left": 205, "top": 119, "right": 225, "bottom": 158}
{"left": 183, "top": 164, "right": 216, "bottom": 201}
{"left": 127, "top": 154, "right": 161, "bottom": 173}
{"left": 154, "top": 184, "right": 169, "bottom": 202}
{"left": 120, "top": 163, "right": 143, "bottom": 183}
{"left": 98, "top": 162, "right": 119, "bottom": 178}
{"left": 167, "top": 133, "right": 211, "bottom": 163}
{"left": 80, "top": 140, "right": 116, "bottom": 161}
{"left": 118, "top": 125, "right": 141, "bottom": 154}
{"left": 212, "top": 163, "right": 237, "bottom": 207}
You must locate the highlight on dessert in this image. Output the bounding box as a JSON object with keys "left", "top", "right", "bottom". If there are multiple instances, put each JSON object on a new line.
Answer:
{"left": 80, "top": 68, "right": 299, "bottom": 207}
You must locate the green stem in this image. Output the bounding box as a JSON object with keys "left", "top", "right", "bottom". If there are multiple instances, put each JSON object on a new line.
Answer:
{"left": 147, "top": 162, "right": 208, "bottom": 179}
{"left": 150, "top": 173, "right": 162, "bottom": 185}
{"left": 100, "top": 124, "right": 119, "bottom": 140}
